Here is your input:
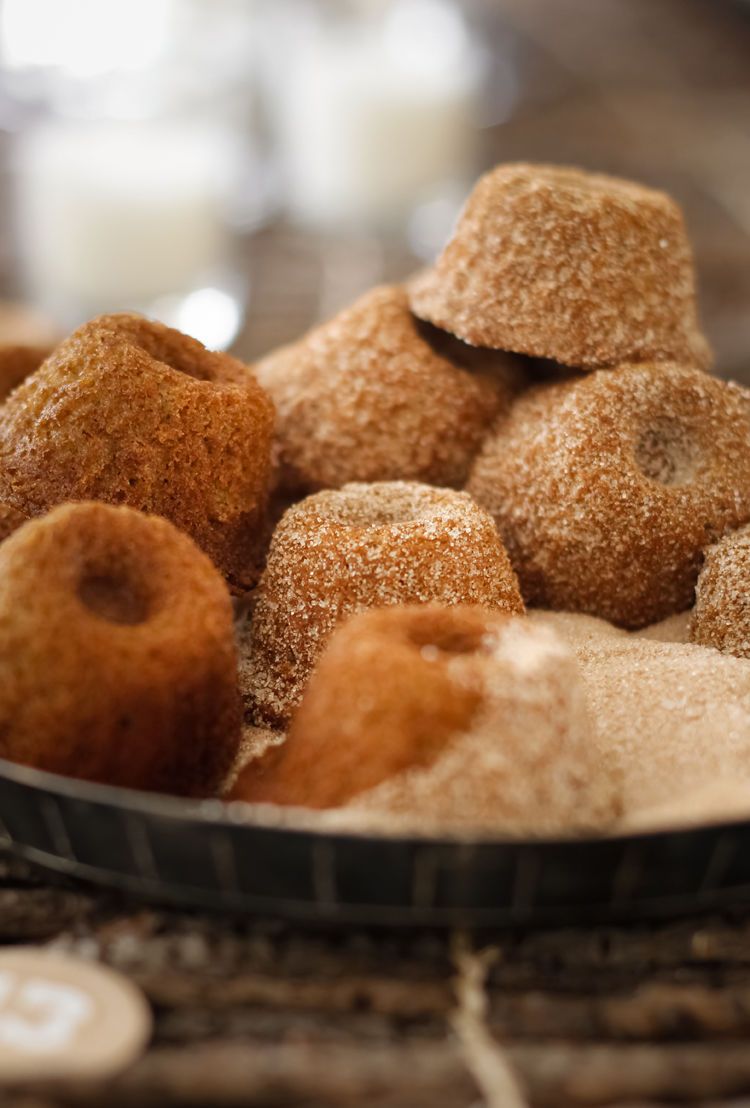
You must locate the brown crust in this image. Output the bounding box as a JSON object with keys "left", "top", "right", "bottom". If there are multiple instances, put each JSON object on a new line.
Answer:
{"left": 467, "top": 363, "right": 750, "bottom": 628}
{"left": 255, "top": 285, "right": 520, "bottom": 494}
{"left": 409, "top": 163, "right": 711, "bottom": 370}
{"left": 244, "top": 481, "right": 525, "bottom": 728}
{"left": 0, "top": 501, "right": 241, "bottom": 795}
{"left": 0, "top": 314, "right": 275, "bottom": 592}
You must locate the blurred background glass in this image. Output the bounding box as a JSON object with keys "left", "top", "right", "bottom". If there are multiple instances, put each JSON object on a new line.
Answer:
{"left": 0, "top": 0, "right": 748, "bottom": 375}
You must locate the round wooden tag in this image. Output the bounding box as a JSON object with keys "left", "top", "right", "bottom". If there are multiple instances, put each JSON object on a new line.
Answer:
{"left": 0, "top": 948, "right": 151, "bottom": 1082}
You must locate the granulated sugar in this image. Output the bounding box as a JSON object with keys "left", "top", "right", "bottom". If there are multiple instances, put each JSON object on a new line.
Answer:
{"left": 623, "top": 779, "right": 750, "bottom": 832}
{"left": 233, "top": 601, "right": 750, "bottom": 835}
{"left": 531, "top": 611, "right": 750, "bottom": 821}
{"left": 633, "top": 611, "right": 691, "bottom": 643}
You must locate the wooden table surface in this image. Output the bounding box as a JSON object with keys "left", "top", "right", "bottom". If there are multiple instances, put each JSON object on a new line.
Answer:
{"left": 6, "top": 853, "right": 750, "bottom": 1107}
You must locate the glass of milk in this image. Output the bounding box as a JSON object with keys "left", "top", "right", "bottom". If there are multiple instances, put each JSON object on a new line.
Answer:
{"left": 4, "top": 0, "right": 265, "bottom": 349}
{"left": 261, "top": 0, "right": 485, "bottom": 235}
{"left": 14, "top": 117, "right": 244, "bottom": 349}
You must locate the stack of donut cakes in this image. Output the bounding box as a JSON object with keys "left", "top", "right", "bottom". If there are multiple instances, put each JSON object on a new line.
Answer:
{"left": 1, "top": 163, "right": 748, "bottom": 836}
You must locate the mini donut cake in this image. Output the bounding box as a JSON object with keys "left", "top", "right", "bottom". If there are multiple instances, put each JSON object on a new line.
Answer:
{"left": 0, "top": 501, "right": 241, "bottom": 794}
{"left": 0, "top": 313, "right": 275, "bottom": 591}
{"left": 235, "top": 605, "right": 493, "bottom": 807}
{"left": 467, "top": 362, "right": 750, "bottom": 628}
{"left": 409, "top": 163, "right": 711, "bottom": 370}
{"left": 233, "top": 605, "right": 619, "bottom": 834}
{"left": 244, "top": 481, "right": 524, "bottom": 727}
{"left": 255, "top": 284, "right": 519, "bottom": 494}
{"left": 691, "top": 525, "right": 750, "bottom": 657}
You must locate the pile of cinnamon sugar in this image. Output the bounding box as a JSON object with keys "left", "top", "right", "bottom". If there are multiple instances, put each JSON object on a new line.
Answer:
{"left": 233, "top": 607, "right": 750, "bottom": 836}
{"left": 531, "top": 611, "right": 750, "bottom": 825}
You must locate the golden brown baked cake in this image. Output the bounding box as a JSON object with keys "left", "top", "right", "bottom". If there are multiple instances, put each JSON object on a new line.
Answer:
{"left": 467, "top": 363, "right": 750, "bottom": 627}
{"left": 0, "top": 313, "right": 275, "bottom": 591}
{"left": 0, "top": 501, "right": 241, "bottom": 795}
{"left": 410, "top": 163, "right": 711, "bottom": 370}
{"left": 256, "top": 284, "right": 520, "bottom": 493}
{"left": 244, "top": 481, "right": 524, "bottom": 727}
{"left": 233, "top": 605, "right": 497, "bottom": 807}
{"left": 691, "top": 525, "right": 750, "bottom": 657}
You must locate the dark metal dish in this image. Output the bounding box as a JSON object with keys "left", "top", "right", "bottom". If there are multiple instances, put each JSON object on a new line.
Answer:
{"left": 0, "top": 756, "right": 748, "bottom": 927}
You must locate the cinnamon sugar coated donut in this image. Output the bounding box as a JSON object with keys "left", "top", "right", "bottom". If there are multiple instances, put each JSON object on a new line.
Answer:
{"left": 0, "top": 502, "right": 241, "bottom": 794}
{"left": 0, "top": 313, "right": 275, "bottom": 591}
{"left": 347, "top": 613, "right": 618, "bottom": 834}
{"left": 233, "top": 605, "right": 618, "bottom": 831}
{"left": 690, "top": 525, "right": 750, "bottom": 657}
{"left": 467, "top": 363, "right": 750, "bottom": 628}
{"left": 410, "top": 163, "right": 711, "bottom": 370}
{"left": 234, "top": 605, "right": 501, "bottom": 807}
{"left": 255, "top": 284, "right": 519, "bottom": 493}
{"left": 244, "top": 481, "right": 524, "bottom": 727}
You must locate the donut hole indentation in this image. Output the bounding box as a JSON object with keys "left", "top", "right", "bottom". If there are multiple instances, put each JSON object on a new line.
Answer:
{"left": 78, "top": 570, "right": 151, "bottom": 625}
{"left": 136, "top": 334, "right": 214, "bottom": 382}
{"left": 329, "top": 485, "right": 473, "bottom": 532}
{"left": 634, "top": 420, "right": 699, "bottom": 486}
{"left": 330, "top": 494, "right": 425, "bottom": 529}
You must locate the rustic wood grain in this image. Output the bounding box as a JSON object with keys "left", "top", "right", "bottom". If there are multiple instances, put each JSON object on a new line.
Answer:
{"left": 5, "top": 854, "right": 750, "bottom": 1106}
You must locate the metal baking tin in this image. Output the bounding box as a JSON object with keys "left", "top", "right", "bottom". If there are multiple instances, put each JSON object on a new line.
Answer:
{"left": 0, "top": 756, "right": 747, "bottom": 927}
